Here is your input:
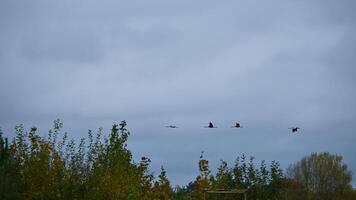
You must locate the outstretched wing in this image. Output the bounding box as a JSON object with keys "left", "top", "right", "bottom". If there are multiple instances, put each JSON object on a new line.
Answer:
{"left": 165, "top": 125, "right": 178, "bottom": 128}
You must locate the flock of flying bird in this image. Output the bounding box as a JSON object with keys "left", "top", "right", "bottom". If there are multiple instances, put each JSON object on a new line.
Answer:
{"left": 166, "top": 122, "right": 301, "bottom": 133}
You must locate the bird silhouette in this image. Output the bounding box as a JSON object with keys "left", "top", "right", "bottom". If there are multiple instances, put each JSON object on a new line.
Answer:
{"left": 204, "top": 122, "right": 216, "bottom": 128}
{"left": 232, "top": 122, "right": 243, "bottom": 128}
{"left": 200, "top": 151, "right": 204, "bottom": 159}
{"left": 165, "top": 125, "right": 179, "bottom": 128}
{"left": 289, "top": 127, "right": 300, "bottom": 133}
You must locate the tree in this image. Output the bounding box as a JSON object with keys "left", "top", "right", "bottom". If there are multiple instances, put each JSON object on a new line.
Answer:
{"left": 13, "top": 124, "right": 65, "bottom": 199}
{"left": 85, "top": 121, "right": 143, "bottom": 199}
{"left": 194, "top": 152, "right": 212, "bottom": 200}
{"left": 0, "top": 129, "right": 22, "bottom": 200}
{"left": 173, "top": 182, "right": 195, "bottom": 200}
{"left": 1, "top": 119, "right": 162, "bottom": 200}
{"left": 213, "top": 160, "right": 234, "bottom": 189}
{"left": 232, "top": 155, "right": 284, "bottom": 200}
{"left": 151, "top": 166, "right": 174, "bottom": 200}
{"left": 286, "top": 152, "right": 353, "bottom": 200}
{"left": 192, "top": 154, "right": 284, "bottom": 200}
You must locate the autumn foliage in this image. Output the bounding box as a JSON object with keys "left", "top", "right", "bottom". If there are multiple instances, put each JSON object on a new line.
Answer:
{"left": 0, "top": 120, "right": 355, "bottom": 200}
{"left": 0, "top": 120, "right": 173, "bottom": 200}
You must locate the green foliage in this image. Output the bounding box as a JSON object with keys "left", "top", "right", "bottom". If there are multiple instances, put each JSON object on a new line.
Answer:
{"left": 286, "top": 152, "right": 354, "bottom": 200}
{"left": 0, "top": 128, "right": 23, "bottom": 199}
{"left": 1, "top": 121, "right": 355, "bottom": 200}
{"left": 151, "top": 166, "right": 174, "bottom": 200}
{"left": 0, "top": 120, "right": 171, "bottom": 200}
{"left": 194, "top": 152, "right": 212, "bottom": 200}
{"left": 182, "top": 154, "right": 285, "bottom": 200}
{"left": 173, "top": 182, "right": 195, "bottom": 200}
{"left": 217, "top": 155, "right": 284, "bottom": 200}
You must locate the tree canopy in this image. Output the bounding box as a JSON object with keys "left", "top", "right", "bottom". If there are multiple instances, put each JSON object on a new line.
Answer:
{"left": 286, "top": 152, "right": 354, "bottom": 200}
{"left": 0, "top": 120, "right": 173, "bottom": 200}
{"left": 0, "top": 121, "right": 355, "bottom": 200}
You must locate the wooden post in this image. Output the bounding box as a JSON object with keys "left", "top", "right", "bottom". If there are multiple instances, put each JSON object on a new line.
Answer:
{"left": 203, "top": 189, "right": 247, "bottom": 199}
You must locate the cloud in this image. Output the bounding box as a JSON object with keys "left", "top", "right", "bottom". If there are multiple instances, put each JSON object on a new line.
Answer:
{"left": 20, "top": 28, "right": 105, "bottom": 63}
{"left": 0, "top": 0, "right": 356, "bottom": 185}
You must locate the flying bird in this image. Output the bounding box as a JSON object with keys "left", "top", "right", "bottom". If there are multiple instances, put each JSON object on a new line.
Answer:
{"left": 289, "top": 127, "right": 300, "bottom": 133}
{"left": 165, "top": 125, "right": 179, "bottom": 128}
{"left": 232, "top": 122, "right": 243, "bottom": 128}
{"left": 200, "top": 151, "right": 204, "bottom": 159}
{"left": 204, "top": 122, "right": 216, "bottom": 128}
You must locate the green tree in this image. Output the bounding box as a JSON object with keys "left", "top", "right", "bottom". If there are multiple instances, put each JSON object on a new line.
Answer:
{"left": 173, "top": 182, "right": 195, "bottom": 200}
{"left": 86, "top": 121, "right": 156, "bottom": 200}
{"left": 2, "top": 119, "right": 161, "bottom": 200}
{"left": 214, "top": 160, "right": 233, "bottom": 190}
{"left": 151, "top": 166, "right": 174, "bottom": 200}
{"left": 19, "top": 126, "right": 64, "bottom": 200}
{"left": 268, "top": 160, "right": 284, "bottom": 199}
{"left": 0, "top": 129, "right": 23, "bottom": 199}
{"left": 194, "top": 152, "right": 212, "bottom": 200}
{"left": 197, "top": 154, "right": 284, "bottom": 200}
{"left": 286, "top": 152, "right": 353, "bottom": 200}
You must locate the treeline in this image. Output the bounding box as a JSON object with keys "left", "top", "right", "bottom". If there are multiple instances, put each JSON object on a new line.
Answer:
{"left": 178, "top": 154, "right": 285, "bottom": 200}
{"left": 177, "top": 153, "right": 355, "bottom": 200}
{"left": 0, "top": 120, "right": 172, "bottom": 199}
{"left": 0, "top": 120, "right": 355, "bottom": 200}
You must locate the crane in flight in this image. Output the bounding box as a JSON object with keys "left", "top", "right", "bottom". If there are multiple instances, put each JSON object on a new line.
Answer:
{"left": 232, "top": 122, "right": 243, "bottom": 128}
{"left": 165, "top": 125, "right": 179, "bottom": 128}
{"left": 204, "top": 122, "right": 216, "bottom": 128}
{"left": 289, "top": 127, "right": 300, "bottom": 133}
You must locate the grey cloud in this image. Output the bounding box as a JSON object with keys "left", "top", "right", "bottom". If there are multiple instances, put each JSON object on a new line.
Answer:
{"left": 21, "top": 29, "right": 105, "bottom": 63}
{"left": 1, "top": 0, "right": 356, "bottom": 186}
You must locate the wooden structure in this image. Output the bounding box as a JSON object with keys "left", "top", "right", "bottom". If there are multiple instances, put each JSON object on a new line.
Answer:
{"left": 202, "top": 188, "right": 248, "bottom": 200}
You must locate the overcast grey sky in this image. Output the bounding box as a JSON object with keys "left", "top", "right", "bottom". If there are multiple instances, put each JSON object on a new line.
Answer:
{"left": 1, "top": 0, "right": 356, "bottom": 186}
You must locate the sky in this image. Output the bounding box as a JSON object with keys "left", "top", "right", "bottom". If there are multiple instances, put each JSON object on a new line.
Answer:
{"left": 0, "top": 0, "right": 356, "bottom": 186}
